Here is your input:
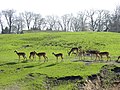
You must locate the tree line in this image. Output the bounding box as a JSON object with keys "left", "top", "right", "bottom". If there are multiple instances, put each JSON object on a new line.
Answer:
{"left": 0, "top": 5, "right": 120, "bottom": 34}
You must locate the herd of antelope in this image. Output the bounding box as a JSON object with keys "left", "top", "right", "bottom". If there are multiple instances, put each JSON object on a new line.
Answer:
{"left": 14, "top": 50, "right": 63, "bottom": 62}
{"left": 68, "top": 47, "right": 111, "bottom": 61}
{"left": 14, "top": 47, "right": 120, "bottom": 62}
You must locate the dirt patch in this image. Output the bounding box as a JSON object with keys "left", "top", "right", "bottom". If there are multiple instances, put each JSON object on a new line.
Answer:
{"left": 45, "top": 64, "right": 120, "bottom": 90}
{"left": 83, "top": 64, "right": 120, "bottom": 90}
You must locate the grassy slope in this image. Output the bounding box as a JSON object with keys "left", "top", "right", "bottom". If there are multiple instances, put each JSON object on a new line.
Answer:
{"left": 0, "top": 32, "right": 120, "bottom": 89}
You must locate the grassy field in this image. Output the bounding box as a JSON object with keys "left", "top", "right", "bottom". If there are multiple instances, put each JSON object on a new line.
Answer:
{"left": 0, "top": 32, "right": 120, "bottom": 90}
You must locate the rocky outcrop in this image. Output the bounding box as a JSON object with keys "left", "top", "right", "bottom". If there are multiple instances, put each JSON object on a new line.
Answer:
{"left": 45, "top": 64, "right": 120, "bottom": 90}
{"left": 82, "top": 64, "right": 120, "bottom": 90}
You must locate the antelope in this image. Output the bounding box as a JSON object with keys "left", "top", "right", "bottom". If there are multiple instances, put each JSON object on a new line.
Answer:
{"left": 98, "top": 52, "right": 111, "bottom": 61}
{"left": 78, "top": 49, "right": 86, "bottom": 60}
{"left": 85, "top": 50, "right": 100, "bottom": 60}
{"left": 52, "top": 52, "right": 63, "bottom": 61}
{"left": 29, "top": 51, "right": 36, "bottom": 60}
{"left": 14, "top": 50, "right": 27, "bottom": 60}
{"left": 35, "top": 52, "right": 48, "bottom": 62}
{"left": 68, "top": 47, "right": 79, "bottom": 56}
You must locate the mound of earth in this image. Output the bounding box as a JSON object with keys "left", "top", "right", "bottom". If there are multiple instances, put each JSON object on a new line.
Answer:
{"left": 83, "top": 64, "right": 120, "bottom": 90}
{"left": 46, "top": 64, "right": 120, "bottom": 90}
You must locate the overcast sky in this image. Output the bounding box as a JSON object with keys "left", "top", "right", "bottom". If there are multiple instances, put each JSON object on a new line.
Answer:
{"left": 0, "top": 0, "right": 120, "bottom": 16}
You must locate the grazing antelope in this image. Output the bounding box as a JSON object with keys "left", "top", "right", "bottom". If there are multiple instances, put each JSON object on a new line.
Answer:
{"left": 85, "top": 50, "right": 100, "bottom": 60}
{"left": 68, "top": 47, "right": 79, "bottom": 56}
{"left": 35, "top": 52, "right": 48, "bottom": 62}
{"left": 29, "top": 51, "right": 36, "bottom": 60}
{"left": 14, "top": 50, "right": 27, "bottom": 60}
{"left": 98, "top": 52, "right": 111, "bottom": 61}
{"left": 52, "top": 52, "right": 63, "bottom": 61}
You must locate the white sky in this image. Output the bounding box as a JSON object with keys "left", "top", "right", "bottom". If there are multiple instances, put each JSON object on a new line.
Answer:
{"left": 0, "top": 0, "right": 120, "bottom": 16}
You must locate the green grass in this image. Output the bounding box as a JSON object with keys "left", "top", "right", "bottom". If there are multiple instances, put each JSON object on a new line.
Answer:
{"left": 0, "top": 32, "right": 120, "bottom": 90}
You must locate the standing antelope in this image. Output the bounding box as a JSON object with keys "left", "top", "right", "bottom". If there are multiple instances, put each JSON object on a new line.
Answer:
{"left": 29, "top": 51, "right": 36, "bottom": 60}
{"left": 35, "top": 52, "right": 48, "bottom": 62}
{"left": 52, "top": 52, "right": 63, "bottom": 62}
{"left": 14, "top": 50, "right": 27, "bottom": 60}
{"left": 78, "top": 49, "right": 86, "bottom": 60}
{"left": 85, "top": 50, "right": 100, "bottom": 61}
{"left": 68, "top": 47, "right": 79, "bottom": 56}
{"left": 98, "top": 52, "right": 111, "bottom": 61}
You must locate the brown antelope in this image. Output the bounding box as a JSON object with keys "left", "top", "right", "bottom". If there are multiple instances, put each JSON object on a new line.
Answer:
{"left": 52, "top": 52, "right": 63, "bottom": 61}
{"left": 35, "top": 52, "right": 48, "bottom": 62}
{"left": 68, "top": 47, "right": 79, "bottom": 56}
{"left": 78, "top": 49, "right": 86, "bottom": 60}
{"left": 29, "top": 51, "right": 36, "bottom": 59}
{"left": 85, "top": 50, "right": 100, "bottom": 60}
{"left": 14, "top": 50, "right": 27, "bottom": 60}
{"left": 98, "top": 52, "right": 111, "bottom": 61}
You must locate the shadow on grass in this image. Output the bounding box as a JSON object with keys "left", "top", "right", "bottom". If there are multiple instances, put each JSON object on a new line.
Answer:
{"left": 0, "top": 62, "right": 17, "bottom": 66}
{"left": 24, "top": 65, "right": 35, "bottom": 68}
{"left": 45, "top": 63, "right": 57, "bottom": 67}
{"left": 23, "top": 63, "right": 44, "bottom": 69}
{"left": 0, "top": 59, "right": 45, "bottom": 68}
{"left": 0, "top": 60, "right": 33, "bottom": 67}
{"left": 0, "top": 60, "right": 29, "bottom": 66}
{"left": 6, "top": 62, "right": 17, "bottom": 65}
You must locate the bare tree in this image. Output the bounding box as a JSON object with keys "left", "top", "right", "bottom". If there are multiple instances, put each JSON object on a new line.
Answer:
{"left": 87, "top": 10, "right": 98, "bottom": 31}
{"left": 95, "top": 10, "right": 103, "bottom": 31}
{"left": 71, "top": 11, "right": 87, "bottom": 32}
{"left": 101, "top": 10, "right": 110, "bottom": 32}
{"left": 32, "top": 13, "right": 46, "bottom": 30}
{"left": 32, "top": 13, "right": 41, "bottom": 30}
{"left": 52, "top": 16, "right": 62, "bottom": 31}
{"left": 61, "top": 14, "right": 72, "bottom": 32}
{"left": 94, "top": 10, "right": 110, "bottom": 32}
{"left": 2, "top": 9, "right": 15, "bottom": 33}
{"left": 38, "top": 18, "right": 47, "bottom": 30}
{"left": 0, "top": 12, "right": 4, "bottom": 33}
{"left": 22, "top": 11, "right": 33, "bottom": 30}
{"left": 13, "top": 13, "right": 25, "bottom": 33}
{"left": 71, "top": 17, "right": 80, "bottom": 32}
{"left": 78, "top": 11, "right": 88, "bottom": 31}
{"left": 57, "top": 19, "right": 64, "bottom": 31}
{"left": 54, "top": 21, "right": 62, "bottom": 31}
{"left": 109, "top": 5, "right": 120, "bottom": 32}
{"left": 45, "top": 15, "right": 57, "bottom": 30}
